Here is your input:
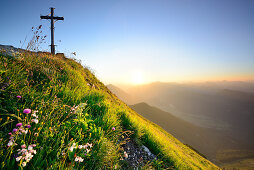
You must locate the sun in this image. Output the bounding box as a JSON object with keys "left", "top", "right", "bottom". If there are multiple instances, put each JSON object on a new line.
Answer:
{"left": 130, "top": 71, "right": 145, "bottom": 85}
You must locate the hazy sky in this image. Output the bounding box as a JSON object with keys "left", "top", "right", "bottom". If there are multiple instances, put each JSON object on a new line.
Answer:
{"left": 1, "top": 0, "right": 254, "bottom": 84}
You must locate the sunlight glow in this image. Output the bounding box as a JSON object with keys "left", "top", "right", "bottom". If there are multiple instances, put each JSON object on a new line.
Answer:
{"left": 130, "top": 71, "right": 145, "bottom": 85}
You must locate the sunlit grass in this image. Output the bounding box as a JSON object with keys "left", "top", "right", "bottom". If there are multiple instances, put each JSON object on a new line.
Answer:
{"left": 0, "top": 51, "right": 218, "bottom": 169}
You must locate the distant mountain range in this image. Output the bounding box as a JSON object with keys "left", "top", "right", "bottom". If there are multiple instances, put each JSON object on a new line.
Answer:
{"left": 107, "top": 82, "right": 254, "bottom": 168}
{"left": 125, "top": 82, "right": 254, "bottom": 145}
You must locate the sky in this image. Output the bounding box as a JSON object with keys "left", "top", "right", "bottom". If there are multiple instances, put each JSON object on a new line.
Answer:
{"left": 1, "top": 0, "right": 254, "bottom": 85}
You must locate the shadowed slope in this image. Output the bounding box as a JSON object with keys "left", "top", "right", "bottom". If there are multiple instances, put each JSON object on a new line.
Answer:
{"left": 130, "top": 102, "right": 243, "bottom": 165}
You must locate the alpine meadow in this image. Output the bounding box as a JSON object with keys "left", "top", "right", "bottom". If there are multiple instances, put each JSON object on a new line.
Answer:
{"left": 0, "top": 50, "right": 218, "bottom": 169}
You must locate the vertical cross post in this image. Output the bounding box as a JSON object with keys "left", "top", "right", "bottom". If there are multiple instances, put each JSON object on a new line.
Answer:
{"left": 50, "top": 8, "right": 55, "bottom": 54}
{"left": 40, "top": 7, "right": 64, "bottom": 54}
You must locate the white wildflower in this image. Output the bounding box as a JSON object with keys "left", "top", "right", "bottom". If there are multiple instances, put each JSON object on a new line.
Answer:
{"left": 32, "top": 113, "right": 38, "bottom": 118}
{"left": 69, "top": 146, "right": 74, "bottom": 152}
{"left": 79, "top": 157, "right": 84, "bottom": 162}
{"left": 28, "top": 146, "right": 33, "bottom": 151}
{"left": 69, "top": 143, "right": 78, "bottom": 152}
{"left": 31, "top": 119, "right": 39, "bottom": 124}
{"left": 22, "top": 162, "right": 27, "bottom": 167}
{"left": 7, "top": 140, "right": 13, "bottom": 147}
{"left": 75, "top": 156, "right": 84, "bottom": 162}
{"left": 124, "top": 151, "right": 128, "bottom": 158}
{"left": 16, "top": 156, "right": 22, "bottom": 162}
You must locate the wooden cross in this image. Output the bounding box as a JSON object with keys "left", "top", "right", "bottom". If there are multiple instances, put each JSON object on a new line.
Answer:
{"left": 40, "top": 7, "right": 64, "bottom": 54}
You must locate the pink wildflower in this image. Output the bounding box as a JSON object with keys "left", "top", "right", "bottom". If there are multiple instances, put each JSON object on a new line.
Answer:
{"left": 16, "top": 123, "right": 22, "bottom": 127}
{"left": 25, "top": 125, "right": 31, "bottom": 128}
{"left": 23, "top": 109, "right": 31, "bottom": 114}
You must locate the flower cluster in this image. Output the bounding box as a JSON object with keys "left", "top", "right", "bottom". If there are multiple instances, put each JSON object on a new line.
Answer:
{"left": 7, "top": 108, "right": 39, "bottom": 147}
{"left": 31, "top": 110, "right": 39, "bottom": 124}
{"left": 7, "top": 122, "right": 30, "bottom": 147}
{"left": 68, "top": 142, "right": 93, "bottom": 163}
{"left": 70, "top": 105, "right": 78, "bottom": 114}
{"left": 6, "top": 107, "right": 40, "bottom": 168}
{"left": 69, "top": 142, "right": 92, "bottom": 152}
{"left": 75, "top": 156, "right": 84, "bottom": 162}
{"left": 79, "top": 143, "right": 92, "bottom": 153}
{"left": 16, "top": 144, "right": 37, "bottom": 167}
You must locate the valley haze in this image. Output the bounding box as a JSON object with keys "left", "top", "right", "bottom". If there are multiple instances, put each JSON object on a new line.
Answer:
{"left": 108, "top": 81, "right": 254, "bottom": 169}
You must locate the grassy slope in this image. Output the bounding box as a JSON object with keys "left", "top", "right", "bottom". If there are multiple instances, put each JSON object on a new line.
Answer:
{"left": 130, "top": 102, "right": 244, "bottom": 164}
{"left": 0, "top": 51, "right": 218, "bottom": 169}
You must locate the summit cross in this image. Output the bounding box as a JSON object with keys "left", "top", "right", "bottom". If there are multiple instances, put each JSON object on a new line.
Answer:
{"left": 40, "top": 7, "right": 64, "bottom": 54}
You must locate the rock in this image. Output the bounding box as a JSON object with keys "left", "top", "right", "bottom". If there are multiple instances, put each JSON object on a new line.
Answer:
{"left": 120, "top": 133, "right": 157, "bottom": 168}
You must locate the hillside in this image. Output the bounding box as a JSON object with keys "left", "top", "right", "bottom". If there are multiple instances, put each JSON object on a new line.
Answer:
{"left": 0, "top": 50, "right": 218, "bottom": 169}
{"left": 130, "top": 103, "right": 246, "bottom": 165}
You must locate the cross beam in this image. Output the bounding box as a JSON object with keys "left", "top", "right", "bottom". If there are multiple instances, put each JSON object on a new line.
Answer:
{"left": 40, "top": 7, "right": 64, "bottom": 54}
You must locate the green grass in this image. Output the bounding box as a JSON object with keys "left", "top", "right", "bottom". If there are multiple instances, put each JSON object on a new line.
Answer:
{"left": 0, "top": 51, "right": 219, "bottom": 169}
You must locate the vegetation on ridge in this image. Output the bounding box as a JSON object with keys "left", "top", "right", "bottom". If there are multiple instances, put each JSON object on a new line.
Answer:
{"left": 0, "top": 51, "right": 218, "bottom": 169}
